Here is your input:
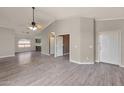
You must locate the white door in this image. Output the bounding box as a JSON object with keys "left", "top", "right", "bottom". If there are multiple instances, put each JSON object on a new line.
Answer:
{"left": 55, "top": 36, "right": 63, "bottom": 57}
{"left": 99, "top": 31, "right": 121, "bottom": 65}
{"left": 50, "top": 37, "right": 55, "bottom": 54}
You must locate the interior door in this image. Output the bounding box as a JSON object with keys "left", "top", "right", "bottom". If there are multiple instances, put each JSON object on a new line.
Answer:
{"left": 56, "top": 36, "right": 63, "bottom": 57}
{"left": 99, "top": 31, "right": 121, "bottom": 65}
{"left": 50, "top": 37, "right": 55, "bottom": 54}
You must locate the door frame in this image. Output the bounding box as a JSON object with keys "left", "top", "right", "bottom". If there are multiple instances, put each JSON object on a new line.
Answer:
{"left": 49, "top": 32, "right": 56, "bottom": 56}
{"left": 97, "top": 30, "right": 121, "bottom": 66}
{"left": 54, "top": 34, "right": 70, "bottom": 59}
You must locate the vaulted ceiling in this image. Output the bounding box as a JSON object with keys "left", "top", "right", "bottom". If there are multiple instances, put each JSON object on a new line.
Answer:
{"left": 0, "top": 7, "right": 124, "bottom": 36}
{"left": 40, "top": 7, "right": 124, "bottom": 20}
{"left": 0, "top": 7, "right": 55, "bottom": 36}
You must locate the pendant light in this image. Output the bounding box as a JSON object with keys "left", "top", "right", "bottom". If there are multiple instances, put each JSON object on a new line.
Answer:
{"left": 28, "top": 7, "right": 37, "bottom": 31}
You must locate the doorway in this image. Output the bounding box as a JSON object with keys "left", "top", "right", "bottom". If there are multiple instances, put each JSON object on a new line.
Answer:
{"left": 98, "top": 31, "right": 121, "bottom": 65}
{"left": 49, "top": 32, "right": 55, "bottom": 56}
{"left": 63, "top": 35, "right": 70, "bottom": 56}
{"left": 55, "top": 34, "right": 70, "bottom": 60}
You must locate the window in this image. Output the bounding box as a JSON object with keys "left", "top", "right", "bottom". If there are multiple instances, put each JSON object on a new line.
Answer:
{"left": 18, "top": 39, "right": 31, "bottom": 48}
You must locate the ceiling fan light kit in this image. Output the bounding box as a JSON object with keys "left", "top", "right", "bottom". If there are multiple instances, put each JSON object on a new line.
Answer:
{"left": 28, "top": 26, "right": 37, "bottom": 31}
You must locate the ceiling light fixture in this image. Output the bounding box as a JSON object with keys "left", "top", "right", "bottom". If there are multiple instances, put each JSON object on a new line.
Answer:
{"left": 28, "top": 7, "right": 37, "bottom": 31}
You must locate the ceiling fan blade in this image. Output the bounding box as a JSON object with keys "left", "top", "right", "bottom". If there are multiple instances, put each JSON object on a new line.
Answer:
{"left": 36, "top": 24, "right": 43, "bottom": 30}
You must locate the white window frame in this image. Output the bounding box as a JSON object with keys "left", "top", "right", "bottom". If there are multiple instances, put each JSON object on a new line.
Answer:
{"left": 18, "top": 39, "right": 31, "bottom": 48}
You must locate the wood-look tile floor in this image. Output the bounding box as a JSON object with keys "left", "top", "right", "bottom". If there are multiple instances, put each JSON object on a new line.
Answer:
{"left": 0, "top": 52, "right": 124, "bottom": 86}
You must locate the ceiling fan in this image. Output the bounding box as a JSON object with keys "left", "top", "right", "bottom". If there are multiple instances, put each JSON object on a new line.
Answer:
{"left": 28, "top": 7, "right": 42, "bottom": 31}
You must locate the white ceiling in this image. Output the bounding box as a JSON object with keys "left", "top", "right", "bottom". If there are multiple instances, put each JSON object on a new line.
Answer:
{"left": 40, "top": 7, "right": 124, "bottom": 20}
{"left": 0, "top": 7, "right": 124, "bottom": 36}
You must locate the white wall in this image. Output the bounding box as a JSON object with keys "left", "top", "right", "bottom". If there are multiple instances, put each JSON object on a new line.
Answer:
{"left": 41, "top": 17, "right": 94, "bottom": 64}
{"left": 0, "top": 27, "right": 15, "bottom": 58}
{"left": 15, "top": 35, "right": 35, "bottom": 53}
{"left": 96, "top": 19, "right": 124, "bottom": 66}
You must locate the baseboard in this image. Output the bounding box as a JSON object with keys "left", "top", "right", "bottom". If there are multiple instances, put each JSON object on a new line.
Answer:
{"left": 0, "top": 54, "right": 15, "bottom": 59}
{"left": 63, "top": 53, "right": 69, "bottom": 55}
{"left": 119, "top": 65, "right": 124, "bottom": 68}
{"left": 70, "top": 59, "right": 94, "bottom": 64}
{"left": 41, "top": 52, "right": 50, "bottom": 56}
{"left": 95, "top": 60, "right": 100, "bottom": 63}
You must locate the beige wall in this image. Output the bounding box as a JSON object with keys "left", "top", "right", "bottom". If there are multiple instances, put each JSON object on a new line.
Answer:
{"left": 41, "top": 17, "right": 94, "bottom": 64}
{"left": 41, "top": 22, "right": 57, "bottom": 55}
{"left": 96, "top": 19, "right": 124, "bottom": 66}
{"left": 0, "top": 27, "right": 15, "bottom": 58}
{"left": 55, "top": 18, "right": 81, "bottom": 62}
{"left": 80, "top": 18, "right": 94, "bottom": 63}
{"left": 41, "top": 18, "right": 81, "bottom": 62}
